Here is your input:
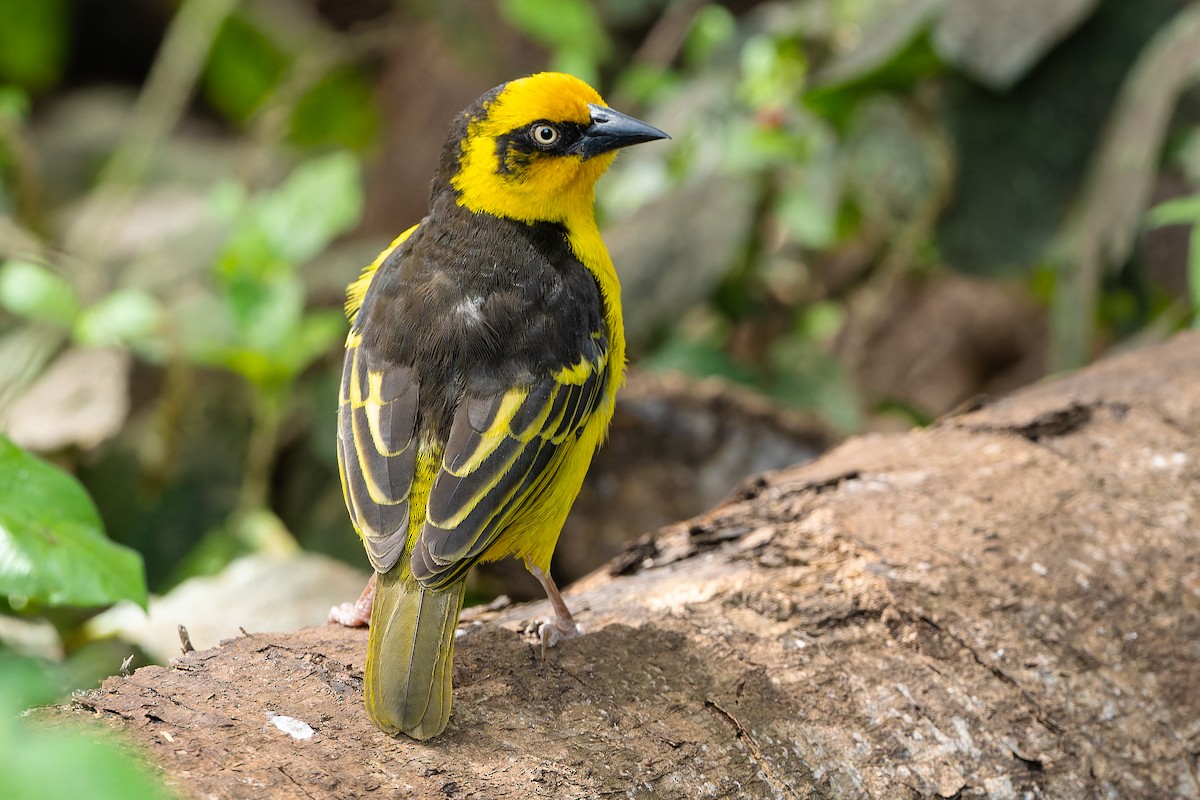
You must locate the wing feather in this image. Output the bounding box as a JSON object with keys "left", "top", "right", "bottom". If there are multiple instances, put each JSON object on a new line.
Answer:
{"left": 412, "top": 341, "right": 609, "bottom": 589}
{"left": 337, "top": 340, "right": 419, "bottom": 572}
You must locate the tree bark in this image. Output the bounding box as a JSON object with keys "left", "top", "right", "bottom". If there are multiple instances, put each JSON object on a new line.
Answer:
{"left": 45, "top": 331, "right": 1200, "bottom": 799}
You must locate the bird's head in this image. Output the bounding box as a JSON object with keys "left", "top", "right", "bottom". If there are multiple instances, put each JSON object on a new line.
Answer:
{"left": 443, "top": 72, "right": 669, "bottom": 225}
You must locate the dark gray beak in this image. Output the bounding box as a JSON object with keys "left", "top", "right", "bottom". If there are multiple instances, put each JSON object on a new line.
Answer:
{"left": 574, "top": 103, "right": 670, "bottom": 159}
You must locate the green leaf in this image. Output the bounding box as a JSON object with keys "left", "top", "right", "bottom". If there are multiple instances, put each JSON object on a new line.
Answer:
{"left": 798, "top": 301, "right": 845, "bottom": 341}
{"left": 0, "top": 86, "right": 31, "bottom": 123}
{"left": 740, "top": 33, "right": 808, "bottom": 110}
{"left": 774, "top": 163, "right": 839, "bottom": 248}
{"left": 215, "top": 152, "right": 362, "bottom": 279}
{"left": 499, "top": 0, "right": 610, "bottom": 83}
{"left": 0, "top": 656, "right": 174, "bottom": 800}
{"left": 0, "top": 653, "right": 56, "bottom": 709}
{"left": 499, "top": 0, "right": 604, "bottom": 47}
{"left": 684, "top": 4, "right": 737, "bottom": 67}
{"left": 257, "top": 151, "right": 362, "bottom": 265}
{"left": 0, "top": 731, "right": 175, "bottom": 800}
{"left": 644, "top": 332, "right": 758, "bottom": 387}
{"left": 0, "top": 260, "right": 78, "bottom": 326}
{"left": 225, "top": 273, "right": 304, "bottom": 356}
{"left": 289, "top": 67, "right": 380, "bottom": 151}
{"left": 1146, "top": 194, "right": 1200, "bottom": 228}
{"left": 0, "top": 0, "right": 68, "bottom": 91}
{"left": 805, "top": 31, "right": 944, "bottom": 130}
{"left": 74, "top": 289, "right": 162, "bottom": 347}
{"left": 201, "top": 13, "right": 287, "bottom": 124}
{"left": 1191, "top": 225, "right": 1200, "bottom": 328}
{"left": 766, "top": 336, "right": 862, "bottom": 432}
{"left": 186, "top": 274, "right": 307, "bottom": 386}
{"left": 277, "top": 309, "right": 346, "bottom": 374}
{"left": 0, "top": 436, "right": 147, "bottom": 610}
{"left": 204, "top": 153, "right": 361, "bottom": 382}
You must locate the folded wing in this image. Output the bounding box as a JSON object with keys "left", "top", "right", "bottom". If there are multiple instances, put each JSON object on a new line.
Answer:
{"left": 337, "top": 339, "right": 420, "bottom": 572}
{"left": 412, "top": 333, "right": 609, "bottom": 589}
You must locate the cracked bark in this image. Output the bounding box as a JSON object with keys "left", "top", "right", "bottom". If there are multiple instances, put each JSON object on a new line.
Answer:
{"left": 38, "top": 331, "right": 1200, "bottom": 799}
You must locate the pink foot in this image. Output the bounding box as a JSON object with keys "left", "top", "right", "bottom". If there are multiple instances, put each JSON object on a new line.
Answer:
{"left": 534, "top": 615, "right": 583, "bottom": 651}
{"left": 526, "top": 564, "right": 584, "bottom": 656}
{"left": 328, "top": 572, "right": 376, "bottom": 627}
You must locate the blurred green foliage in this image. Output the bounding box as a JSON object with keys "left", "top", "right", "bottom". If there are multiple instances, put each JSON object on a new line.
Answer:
{"left": 289, "top": 68, "right": 380, "bottom": 150}
{"left": 200, "top": 151, "right": 359, "bottom": 388}
{"left": 500, "top": 0, "right": 612, "bottom": 84}
{"left": 201, "top": 11, "right": 380, "bottom": 149}
{"left": 0, "top": 656, "right": 173, "bottom": 800}
{"left": 202, "top": 14, "right": 289, "bottom": 123}
{"left": 593, "top": 0, "right": 1194, "bottom": 415}
{"left": 0, "top": 1, "right": 367, "bottom": 712}
{"left": 0, "top": 260, "right": 162, "bottom": 348}
{"left": 0, "top": 437, "right": 162, "bottom": 798}
{"left": 166, "top": 151, "right": 360, "bottom": 574}
{"left": 1147, "top": 192, "right": 1200, "bottom": 326}
{"left": 0, "top": 0, "right": 68, "bottom": 92}
{"left": 0, "top": 260, "right": 78, "bottom": 327}
{"left": 0, "top": 435, "right": 147, "bottom": 612}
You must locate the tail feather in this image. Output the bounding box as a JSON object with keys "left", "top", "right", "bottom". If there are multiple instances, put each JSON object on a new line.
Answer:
{"left": 364, "top": 570, "right": 465, "bottom": 740}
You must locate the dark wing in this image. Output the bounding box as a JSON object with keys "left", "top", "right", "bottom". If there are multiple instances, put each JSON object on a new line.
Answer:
{"left": 337, "top": 336, "right": 420, "bottom": 573}
{"left": 410, "top": 333, "right": 609, "bottom": 589}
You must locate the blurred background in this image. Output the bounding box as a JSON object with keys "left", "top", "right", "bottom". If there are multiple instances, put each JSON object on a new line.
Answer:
{"left": 2, "top": 0, "right": 1199, "bottom": 704}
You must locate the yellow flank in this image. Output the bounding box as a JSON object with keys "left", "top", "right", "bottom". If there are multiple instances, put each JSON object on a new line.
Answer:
{"left": 484, "top": 433, "right": 597, "bottom": 573}
{"left": 403, "top": 441, "right": 442, "bottom": 576}
{"left": 566, "top": 219, "right": 625, "bottom": 411}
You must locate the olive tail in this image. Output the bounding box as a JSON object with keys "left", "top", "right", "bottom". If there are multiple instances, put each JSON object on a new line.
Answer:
{"left": 364, "top": 570, "right": 465, "bottom": 740}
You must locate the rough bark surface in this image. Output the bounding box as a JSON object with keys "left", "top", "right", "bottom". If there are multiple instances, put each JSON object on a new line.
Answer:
{"left": 44, "top": 332, "right": 1200, "bottom": 799}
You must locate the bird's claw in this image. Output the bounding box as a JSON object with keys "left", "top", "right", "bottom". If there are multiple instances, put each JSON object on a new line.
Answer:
{"left": 527, "top": 617, "right": 584, "bottom": 658}
{"left": 328, "top": 600, "right": 372, "bottom": 627}
{"left": 328, "top": 573, "right": 377, "bottom": 627}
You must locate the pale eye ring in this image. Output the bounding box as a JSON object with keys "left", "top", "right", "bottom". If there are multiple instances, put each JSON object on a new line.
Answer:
{"left": 531, "top": 123, "right": 560, "bottom": 147}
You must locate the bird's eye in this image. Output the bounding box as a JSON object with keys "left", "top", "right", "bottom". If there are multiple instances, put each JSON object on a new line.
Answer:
{"left": 531, "top": 124, "right": 560, "bottom": 147}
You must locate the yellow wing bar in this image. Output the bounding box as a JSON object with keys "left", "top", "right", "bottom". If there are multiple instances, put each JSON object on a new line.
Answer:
{"left": 337, "top": 340, "right": 420, "bottom": 572}
{"left": 411, "top": 336, "right": 608, "bottom": 588}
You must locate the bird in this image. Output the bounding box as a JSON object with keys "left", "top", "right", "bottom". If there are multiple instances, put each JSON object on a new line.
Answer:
{"left": 329, "top": 72, "right": 669, "bottom": 740}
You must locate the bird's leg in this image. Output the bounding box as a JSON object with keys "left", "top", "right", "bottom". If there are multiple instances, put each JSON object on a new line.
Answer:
{"left": 528, "top": 564, "right": 582, "bottom": 653}
{"left": 328, "top": 571, "right": 377, "bottom": 627}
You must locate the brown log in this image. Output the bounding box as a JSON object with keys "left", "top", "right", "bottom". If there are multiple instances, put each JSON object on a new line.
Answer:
{"left": 43, "top": 331, "right": 1200, "bottom": 799}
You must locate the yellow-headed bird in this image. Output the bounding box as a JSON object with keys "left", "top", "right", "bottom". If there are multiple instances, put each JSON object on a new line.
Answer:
{"left": 332, "top": 73, "right": 668, "bottom": 740}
